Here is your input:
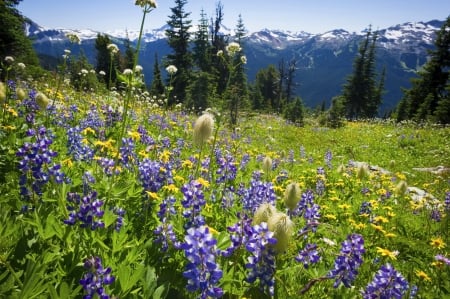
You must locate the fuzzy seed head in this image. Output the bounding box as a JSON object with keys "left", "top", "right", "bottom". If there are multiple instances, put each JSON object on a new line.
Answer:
{"left": 268, "top": 212, "right": 294, "bottom": 253}
{"left": 193, "top": 113, "right": 214, "bottom": 146}
{"left": 253, "top": 203, "right": 277, "bottom": 225}
{"left": 0, "top": 82, "right": 5, "bottom": 103}
{"left": 262, "top": 156, "right": 273, "bottom": 173}
{"left": 357, "top": 163, "right": 370, "bottom": 180}
{"left": 395, "top": 180, "right": 408, "bottom": 196}
{"left": 35, "top": 92, "right": 49, "bottom": 110}
{"left": 284, "top": 182, "right": 301, "bottom": 210}
{"left": 336, "top": 164, "right": 346, "bottom": 174}
{"left": 16, "top": 88, "right": 27, "bottom": 101}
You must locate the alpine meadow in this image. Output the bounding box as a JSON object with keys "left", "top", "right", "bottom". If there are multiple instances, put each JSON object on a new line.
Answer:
{"left": 1, "top": 1, "right": 449, "bottom": 299}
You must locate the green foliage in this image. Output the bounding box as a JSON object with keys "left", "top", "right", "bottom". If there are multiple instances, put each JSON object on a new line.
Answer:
{"left": 0, "top": 0, "right": 39, "bottom": 78}
{"left": 320, "top": 96, "right": 346, "bottom": 128}
{"left": 283, "top": 96, "right": 304, "bottom": 126}
{"left": 341, "top": 27, "right": 384, "bottom": 119}
{"left": 397, "top": 16, "right": 450, "bottom": 124}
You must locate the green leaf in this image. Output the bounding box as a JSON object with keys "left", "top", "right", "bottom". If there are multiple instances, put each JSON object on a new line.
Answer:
{"left": 152, "top": 282, "right": 170, "bottom": 299}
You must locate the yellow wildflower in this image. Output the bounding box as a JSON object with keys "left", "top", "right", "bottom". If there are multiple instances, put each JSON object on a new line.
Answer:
{"left": 196, "top": 177, "right": 210, "bottom": 188}
{"left": 159, "top": 150, "right": 171, "bottom": 163}
{"left": 430, "top": 237, "right": 446, "bottom": 249}
{"left": 138, "top": 150, "right": 149, "bottom": 158}
{"left": 146, "top": 191, "right": 160, "bottom": 201}
{"left": 324, "top": 214, "right": 337, "bottom": 220}
{"left": 8, "top": 107, "right": 18, "bottom": 117}
{"left": 61, "top": 158, "right": 73, "bottom": 168}
{"left": 415, "top": 270, "right": 431, "bottom": 282}
{"left": 174, "top": 175, "right": 185, "bottom": 184}
{"left": 206, "top": 225, "right": 218, "bottom": 235}
{"left": 82, "top": 127, "right": 96, "bottom": 135}
{"left": 373, "top": 216, "right": 389, "bottom": 224}
{"left": 127, "top": 130, "right": 141, "bottom": 141}
{"left": 383, "top": 232, "right": 397, "bottom": 238}
{"left": 338, "top": 203, "right": 351, "bottom": 210}
{"left": 163, "top": 184, "right": 179, "bottom": 194}
{"left": 329, "top": 196, "right": 340, "bottom": 201}
{"left": 376, "top": 247, "right": 398, "bottom": 260}
{"left": 371, "top": 223, "right": 386, "bottom": 233}
{"left": 182, "top": 159, "right": 194, "bottom": 169}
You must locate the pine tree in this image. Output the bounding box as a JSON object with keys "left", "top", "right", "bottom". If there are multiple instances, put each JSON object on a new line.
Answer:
{"left": 0, "top": 0, "right": 38, "bottom": 76}
{"left": 192, "top": 9, "right": 211, "bottom": 72}
{"left": 397, "top": 17, "right": 450, "bottom": 123}
{"left": 165, "top": 0, "right": 192, "bottom": 105}
{"left": 150, "top": 53, "right": 164, "bottom": 96}
{"left": 255, "top": 65, "right": 280, "bottom": 111}
{"left": 341, "top": 27, "right": 383, "bottom": 119}
{"left": 210, "top": 1, "right": 229, "bottom": 96}
{"left": 95, "top": 34, "right": 116, "bottom": 89}
{"left": 122, "top": 34, "right": 136, "bottom": 71}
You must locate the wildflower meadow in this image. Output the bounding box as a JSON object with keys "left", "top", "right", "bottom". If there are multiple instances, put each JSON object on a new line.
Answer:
{"left": 1, "top": 1, "right": 450, "bottom": 298}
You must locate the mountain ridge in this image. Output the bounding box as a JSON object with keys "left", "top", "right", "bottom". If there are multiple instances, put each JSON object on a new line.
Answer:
{"left": 25, "top": 19, "right": 444, "bottom": 113}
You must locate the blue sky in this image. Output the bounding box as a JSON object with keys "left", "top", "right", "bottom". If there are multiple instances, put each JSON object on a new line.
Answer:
{"left": 18, "top": 0, "right": 449, "bottom": 34}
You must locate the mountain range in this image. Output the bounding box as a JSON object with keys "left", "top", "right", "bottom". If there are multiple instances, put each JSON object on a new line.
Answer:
{"left": 25, "top": 19, "right": 444, "bottom": 114}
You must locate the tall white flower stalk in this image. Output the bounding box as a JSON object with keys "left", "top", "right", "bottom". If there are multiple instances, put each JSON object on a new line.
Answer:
{"left": 113, "top": 1, "right": 157, "bottom": 183}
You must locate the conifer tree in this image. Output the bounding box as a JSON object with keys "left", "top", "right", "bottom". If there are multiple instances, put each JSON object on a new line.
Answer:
{"left": 341, "top": 27, "right": 383, "bottom": 119}
{"left": 188, "top": 10, "right": 214, "bottom": 112}
{"left": 95, "top": 34, "right": 116, "bottom": 89}
{"left": 0, "top": 0, "right": 38, "bottom": 75}
{"left": 255, "top": 65, "right": 280, "bottom": 111}
{"left": 397, "top": 16, "right": 450, "bottom": 123}
{"left": 210, "top": 2, "right": 229, "bottom": 96}
{"left": 165, "top": 0, "right": 192, "bottom": 105}
{"left": 150, "top": 53, "right": 164, "bottom": 96}
{"left": 122, "top": 34, "right": 136, "bottom": 71}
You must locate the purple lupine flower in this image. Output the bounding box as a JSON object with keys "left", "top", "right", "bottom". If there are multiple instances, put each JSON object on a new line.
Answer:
{"left": 120, "top": 137, "right": 137, "bottom": 168}
{"left": 435, "top": 254, "right": 450, "bottom": 266}
{"left": 181, "top": 226, "right": 223, "bottom": 299}
{"left": 80, "top": 256, "right": 115, "bottom": 299}
{"left": 430, "top": 208, "right": 441, "bottom": 222}
{"left": 240, "top": 178, "right": 276, "bottom": 213}
{"left": 444, "top": 192, "right": 450, "bottom": 211}
{"left": 316, "top": 167, "right": 326, "bottom": 196}
{"left": 245, "top": 222, "right": 278, "bottom": 297}
{"left": 101, "top": 104, "right": 122, "bottom": 127}
{"left": 220, "top": 186, "right": 236, "bottom": 209}
{"left": 287, "top": 149, "right": 295, "bottom": 164}
{"left": 239, "top": 153, "right": 251, "bottom": 171}
{"left": 64, "top": 191, "right": 105, "bottom": 230}
{"left": 324, "top": 149, "right": 333, "bottom": 169}
{"left": 138, "top": 158, "right": 168, "bottom": 193}
{"left": 299, "top": 145, "right": 306, "bottom": 159}
{"left": 216, "top": 152, "right": 237, "bottom": 183}
{"left": 112, "top": 207, "right": 125, "bottom": 232}
{"left": 154, "top": 196, "right": 180, "bottom": 251}
{"left": 137, "top": 125, "right": 155, "bottom": 146}
{"left": 97, "top": 157, "right": 118, "bottom": 176}
{"left": 16, "top": 125, "right": 66, "bottom": 204}
{"left": 296, "top": 243, "right": 321, "bottom": 268}
{"left": 328, "top": 233, "right": 365, "bottom": 288}
{"left": 181, "top": 180, "right": 206, "bottom": 229}
{"left": 79, "top": 106, "right": 105, "bottom": 132}
{"left": 361, "top": 263, "right": 410, "bottom": 299}
{"left": 359, "top": 201, "right": 372, "bottom": 216}
{"left": 67, "top": 126, "right": 94, "bottom": 162}
{"left": 220, "top": 213, "right": 253, "bottom": 257}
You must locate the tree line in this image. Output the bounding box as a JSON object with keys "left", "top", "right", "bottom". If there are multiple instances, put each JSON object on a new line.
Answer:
{"left": 1, "top": 0, "right": 449, "bottom": 124}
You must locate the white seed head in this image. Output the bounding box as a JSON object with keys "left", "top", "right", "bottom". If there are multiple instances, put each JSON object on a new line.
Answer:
{"left": 193, "top": 113, "right": 214, "bottom": 146}
{"left": 253, "top": 203, "right": 277, "bottom": 225}
{"left": 267, "top": 212, "right": 294, "bottom": 253}
{"left": 35, "top": 92, "right": 49, "bottom": 110}
{"left": 166, "top": 65, "right": 178, "bottom": 75}
{"left": 395, "top": 180, "right": 408, "bottom": 196}
{"left": 262, "top": 156, "right": 273, "bottom": 173}
{"left": 284, "top": 182, "right": 301, "bottom": 210}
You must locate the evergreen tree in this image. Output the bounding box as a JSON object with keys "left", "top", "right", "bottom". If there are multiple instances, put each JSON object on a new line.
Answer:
{"left": 285, "top": 58, "right": 298, "bottom": 105}
{"left": 283, "top": 96, "right": 304, "bottom": 126}
{"left": 210, "top": 1, "right": 229, "bottom": 96}
{"left": 397, "top": 16, "right": 450, "bottom": 123}
{"left": 165, "top": 0, "right": 192, "bottom": 105}
{"left": 0, "top": 0, "right": 38, "bottom": 76}
{"left": 341, "top": 27, "right": 383, "bottom": 119}
{"left": 95, "top": 34, "right": 116, "bottom": 89}
{"left": 150, "top": 53, "right": 164, "bottom": 96}
{"left": 192, "top": 9, "right": 211, "bottom": 72}
{"left": 187, "top": 9, "right": 213, "bottom": 111}
{"left": 122, "top": 34, "right": 135, "bottom": 70}
{"left": 226, "top": 15, "right": 249, "bottom": 126}
{"left": 255, "top": 65, "right": 280, "bottom": 111}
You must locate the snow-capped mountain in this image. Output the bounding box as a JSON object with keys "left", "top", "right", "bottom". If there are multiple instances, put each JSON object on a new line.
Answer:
{"left": 25, "top": 19, "right": 444, "bottom": 113}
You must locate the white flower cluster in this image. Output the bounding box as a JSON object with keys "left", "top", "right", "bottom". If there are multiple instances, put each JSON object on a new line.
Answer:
{"left": 165, "top": 65, "right": 178, "bottom": 75}
{"left": 135, "top": 0, "right": 157, "bottom": 8}
{"left": 107, "top": 43, "right": 119, "bottom": 55}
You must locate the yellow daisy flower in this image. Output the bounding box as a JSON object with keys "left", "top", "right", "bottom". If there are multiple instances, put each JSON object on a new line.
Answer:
{"left": 376, "top": 247, "right": 398, "bottom": 260}
{"left": 415, "top": 270, "right": 431, "bottom": 282}
{"left": 430, "top": 237, "right": 446, "bottom": 249}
